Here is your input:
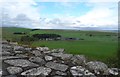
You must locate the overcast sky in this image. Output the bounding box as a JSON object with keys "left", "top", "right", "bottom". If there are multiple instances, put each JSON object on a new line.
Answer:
{"left": 0, "top": 0, "right": 119, "bottom": 30}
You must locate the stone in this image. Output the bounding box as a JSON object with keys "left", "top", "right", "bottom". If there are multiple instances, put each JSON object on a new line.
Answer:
{"left": 45, "top": 62, "right": 68, "bottom": 72}
{"left": 5, "top": 75, "right": 17, "bottom": 77}
{"left": 36, "top": 47, "right": 49, "bottom": 51}
{"left": 24, "top": 47, "right": 32, "bottom": 51}
{"left": 9, "top": 42, "right": 18, "bottom": 45}
{"left": 45, "top": 56, "right": 53, "bottom": 61}
{"left": 55, "top": 71, "right": 67, "bottom": 76}
{"left": 14, "top": 51, "right": 23, "bottom": 54}
{"left": 43, "top": 51, "right": 51, "bottom": 54}
{"left": 86, "top": 61, "right": 108, "bottom": 74}
{"left": 15, "top": 54, "right": 28, "bottom": 58}
{"left": 29, "top": 57, "right": 46, "bottom": 65}
{"left": 1, "top": 51, "right": 11, "bottom": 56}
{"left": 14, "top": 46, "right": 24, "bottom": 51}
{"left": 1, "top": 56, "right": 24, "bottom": 60}
{"left": 21, "top": 67, "right": 51, "bottom": 76}
{"left": 108, "top": 68, "right": 119, "bottom": 75}
{"left": 2, "top": 40, "right": 8, "bottom": 44}
{"left": 7, "top": 66, "right": 23, "bottom": 74}
{"left": 84, "top": 70, "right": 95, "bottom": 76}
{"left": 51, "top": 48, "right": 64, "bottom": 53}
{"left": 70, "top": 66, "right": 85, "bottom": 76}
{"left": 51, "top": 49, "right": 58, "bottom": 52}
{"left": 70, "top": 66, "right": 95, "bottom": 77}
{"left": 51, "top": 53, "right": 73, "bottom": 60}
{"left": 71, "top": 55, "right": 86, "bottom": 66}
{"left": 4, "top": 59, "right": 39, "bottom": 67}
{"left": 2, "top": 44, "right": 12, "bottom": 49}
{"left": 32, "top": 50, "right": 42, "bottom": 56}
{"left": 53, "top": 76, "right": 63, "bottom": 77}
{"left": 0, "top": 69, "right": 2, "bottom": 77}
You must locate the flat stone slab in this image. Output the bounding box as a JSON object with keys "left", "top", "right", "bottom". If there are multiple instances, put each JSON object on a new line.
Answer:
{"left": 1, "top": 56, "right": 27, "bottom": 60}
{"left": 21, "top": 67, "right": 51, "bottom": 76}
{"left": 51, "top": 53, "right": 73, "bottom": 60}
{"left": 29, "top": 57, "right": 46, "bottom": 65}
{"left": 7, "top": 66, "right": 23, "bottom": 74}
{"left": 4, "top": 59, "right": 39, "bottom": 67}
{"left": 1, "top": 51, "right": 11, "bottom": 56}
{"left": 45, "top": 62, "right": 68, "bottom": 72}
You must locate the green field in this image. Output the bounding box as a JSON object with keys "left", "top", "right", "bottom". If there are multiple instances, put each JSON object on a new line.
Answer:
{"left": 2, "top": 27, "right": 119, "bottom": 67}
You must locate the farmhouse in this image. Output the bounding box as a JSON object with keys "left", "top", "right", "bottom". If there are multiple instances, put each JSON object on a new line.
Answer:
{"left": 32, "top": 34, "right": 62, "bottom": 40}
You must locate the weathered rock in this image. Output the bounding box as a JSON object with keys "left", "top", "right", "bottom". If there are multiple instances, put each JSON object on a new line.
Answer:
{"left": 1, "top": 40, "right": 119, "bottom": 77}
{"left": 32, "top": 50, "right": 42, "bottom": 56}
{"left": 2, "top": 40, "right": 8, "bottom": 44}
{"left": 1, "top": 56, "right": 24, "bottom": 60}
{"left": 24, "top": 47, "right": 32, "bottom": 51}
{"left": 70, "top": 66, "right": 95, "bottom": 77}
{"left": 45, "top": 62, "right": 68, "bottom": 72}
{"left": 9, "top": 42, "right": 18, "bottom": 45}
{"left": 108, "top": 68, "right": 119, "bottom": 75}
{"left": 70, "top": 66, "right": 85, "bottom": 76}
{"left": 21, "top": 67, "right": 51, "bottom": 76}
{"left": 15, "top": 54, "right": 28, "bottom": 58}
{"left": 14, "top": 46, "right": 24, "bottom": 51}
{"left": 14, "top": 51, "right": 23, "bottom": 54}
{"left": 36, "top": 47, "right": 49, "bottom": 51}
{"left": 7, "top": 66, "right": 23, "bottom": 74}
{"left": 43, "top": 51, "right": 51, "bottom": 54}
{"left": 84, "top": 70, "right": 96, "bottom": 76}
{"left": 53, "top": 76, "right": 63, "bottom": 77}
{"left": 86, "top": 61, "right": 108, "bottom": 74}
{"left": 4, "top": 59, "right": 39, "bottom": 67}
{"left": 58, "top": 48, "right": 65, "bottom": 53}
{"left": 55, "top": 71, "right": 67, "bottom": 76}
{"left": 1, "top": 51, "right": 11, "bottom": 56}
{"left": 51, "top": 48, "right": 65, "bottom": 53}
{"left": 5, "top": 75, "right": 17, "bottom": 77}
{"left": 71, "top": 55, "right": 86, "bottom": 66}
{"left": 29, "top": 57, "right": 46, "bottom": 65}
{"left": 51, "top": 53, "right": 73, "bottom": 60}
{"left": 2, "top": 44, "right": 12, "bottom": 50}
{"left": 45, "top": 56, "right": 53, "bottom": 61}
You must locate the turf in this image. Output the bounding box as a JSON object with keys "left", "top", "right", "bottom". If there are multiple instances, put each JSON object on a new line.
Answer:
{"left": 2, "top": 27, "right": 118, "bottom": 65}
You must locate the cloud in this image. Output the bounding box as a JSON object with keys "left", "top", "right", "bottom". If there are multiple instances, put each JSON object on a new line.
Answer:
{"left": 0, "top": 0, "right": 118, "bottom": 30}
{"left": 0, "top": 0, "right": 40, "bottom": 20}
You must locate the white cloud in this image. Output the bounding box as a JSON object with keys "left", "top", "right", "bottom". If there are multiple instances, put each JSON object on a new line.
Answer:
{"left": 78, "top": 7, "right": 117, "bottom": 26}
{"left": 0, "top": 0, "right": 118, "bottom": 30}
{"left": 0, "top": 0, "right": 40, "bottom": 20}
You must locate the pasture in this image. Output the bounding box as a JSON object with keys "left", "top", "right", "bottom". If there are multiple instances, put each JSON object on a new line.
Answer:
{"left": 2, "top": 27, "right": 118, "bottom": 66}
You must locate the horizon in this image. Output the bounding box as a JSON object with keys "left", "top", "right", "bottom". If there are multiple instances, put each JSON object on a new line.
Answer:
{"left": 0, "top": 0, "right": 118, "bottom": 30}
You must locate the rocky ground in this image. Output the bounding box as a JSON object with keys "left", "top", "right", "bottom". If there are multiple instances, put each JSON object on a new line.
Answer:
{"left": 0, "top": 40, "right": 120, "bottom": 77}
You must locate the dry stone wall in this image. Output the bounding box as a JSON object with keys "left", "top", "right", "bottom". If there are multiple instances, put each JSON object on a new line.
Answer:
{"left": 1, "top": 40, "right": 120, "bottom": 77}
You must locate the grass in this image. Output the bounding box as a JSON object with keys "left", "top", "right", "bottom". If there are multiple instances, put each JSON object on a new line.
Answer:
{"left": 2, "top": 27, "right": 119, "bottom": 67}
{"left": 31, "top": 40, "right": 118, "bottom": 62}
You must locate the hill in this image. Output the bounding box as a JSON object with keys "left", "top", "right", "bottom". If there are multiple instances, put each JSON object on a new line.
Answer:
{"left": 2, "top": 27, "right": 118, "bottom": 67}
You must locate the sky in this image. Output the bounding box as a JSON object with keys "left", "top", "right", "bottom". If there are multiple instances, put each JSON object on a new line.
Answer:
{"left": 0, "top": 0, "right": 119, "bottom": 30}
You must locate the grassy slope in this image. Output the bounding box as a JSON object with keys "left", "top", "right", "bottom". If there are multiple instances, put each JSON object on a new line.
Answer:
{"left": 2, "top": 27, "right": 118, "bottom": 63}
{"left": 2, "top": 27, "right": 31, "bottom": 41}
